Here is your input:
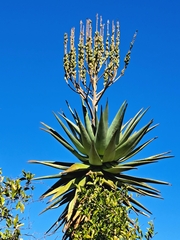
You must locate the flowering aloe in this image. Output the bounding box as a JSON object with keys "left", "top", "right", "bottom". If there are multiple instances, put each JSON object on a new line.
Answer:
{"left": 29, "top": 15, "right": 172, "bottom": 238}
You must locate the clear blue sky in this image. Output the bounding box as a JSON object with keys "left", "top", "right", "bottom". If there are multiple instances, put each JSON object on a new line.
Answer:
{"left": 0, "top": 1, "right": 179, "bottom": 239}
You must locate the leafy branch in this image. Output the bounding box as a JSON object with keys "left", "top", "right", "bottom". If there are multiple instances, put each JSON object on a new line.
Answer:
{"left": 0, "top": 169, "right": 34, "bottom": 239}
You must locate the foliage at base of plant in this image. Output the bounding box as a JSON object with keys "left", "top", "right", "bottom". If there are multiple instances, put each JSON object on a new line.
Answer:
{"left": 65, "top": 177, "right": 154, "bottom": 240}
{"left": 0, "top": 169, "right": 34, "bottom": 240}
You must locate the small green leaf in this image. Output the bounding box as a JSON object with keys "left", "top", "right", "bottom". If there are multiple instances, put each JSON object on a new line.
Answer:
{"left": 16, "top": 202, "right": 25, "bottom": 213}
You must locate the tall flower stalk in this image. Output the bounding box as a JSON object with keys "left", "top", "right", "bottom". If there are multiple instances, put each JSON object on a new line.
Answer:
{"left": 63, "top": 14, "right": 137, "bottom": 125}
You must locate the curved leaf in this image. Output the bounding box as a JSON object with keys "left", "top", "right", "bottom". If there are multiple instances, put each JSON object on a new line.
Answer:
{"left": 119, "top": 174, "right": 170, "bottom": 185}
{"left": 49, "top": 178, "right": 76, "bottom": 201}
{"left": 40, "top": 191, "right": 74, "bottom": 215}
{"left": 107, "top": 101, "right": 127, "bottom": 145}
{"left": 119, "top": 137, "right": 157, "bottom": 162}
{"left": 60, "top": 112, "right": 80, "bottom": 136}
{"left": 103, "top": 130, "right": 119, "bottom": 163}
{"left": 89, "top": 141, "right": 102, "bottom": 166}
{"left": 76, "top": 113, "right": 92, "bottom": 154}
{"left": 41, "top": 123, "right": 89, "bottom": 162}
{"left": 116, "top": 176, "right": 159, "bottom": 192}
{"left": 103, "top": 166, "right": 136, "bottom": 174}
{"left": 81, "top": 100, "right": 95, "bottom": 140}
{"left": 115, "top": 120, "right": 153, "bottom": 160}
{"left": 29, "top": 160, "right": 72, "bottom": 170}
{"left": 121, "top": 152, "right": 173, "bottom": 166}
{"left": 120, "top": 108, "right": 149, "bottom": 145}
{"left": 61, "top": 163, "right": 90, "bottom": 175}
{"left": 95, "top": 103, "right": 109, "bottom": 155}
{"left": 53, "top": 112, "right": 87, "bottom": 155}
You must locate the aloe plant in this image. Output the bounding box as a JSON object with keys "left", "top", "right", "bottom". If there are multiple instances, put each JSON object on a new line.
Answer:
{"left": 30, "top": 15, "right": 172, "bottom": 239}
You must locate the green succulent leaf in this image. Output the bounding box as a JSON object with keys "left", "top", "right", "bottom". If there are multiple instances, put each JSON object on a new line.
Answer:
{"left": 53, "top": 112, "right": 87, "bottom": 155}
{"left": 121, "top": 152, "right": 172, "bottom": 167}
{"left": 107, "top": 101, "right": 127, "bottom": 145}
{"left": 120, "top": 108, "right": 149, "bottom": 145}
{"left": 32, "top": 174, "right": 62, "bottom": 181}
{"left": 95, "top": 103, "right": 108, "bottom": 155}
{"left": 40, "top": 122, "right": 89, "bottom": 162}
{"left": 128, "top": 185, "right": 162, "bottom": 198}
{"left": 119, "top": 174, "right": 169, "bottom": 185}
{"left": 60, "top": 112, "right": 80, "bottom": 137}
{"left": 41, "top": 122, "right": 75, "bottom": 152}
{"left": 121, "top": 160, "right": 158, "bottom": 168}
{"left": 115, "top": 120, "right": 153, "bottom": 160}
{"left": 102, "top": 130, "right": 118, "bottom": 163}
{"left": 76, "top": 113, "right": 92, "bottom": 154}
{"left": 103, "top": 165, "right": 136, "bottom": 174}
{"left": 49, "top": 178, "right": 76, "bottom": 201}
{"left": 128, "top": 196, "right": 152, "bottom": 214}
{"left": 89, "top": 141, "right": 103, "bottom": 166}
{"left": 65, "top": 100, "right": 78, "bottom": 124}
{"left": 120, "top": 137, "right": 157, "bottom": 162}
{"left": 116, "top": 177, "right": 159, "bottom": 193}
{"left": 28, "top": 160, "right": 72, "bottom": 170}
{"left": 61, "top": 163, "right": 90, "bottom": 175}
{"left": 45, "top": 205, "right": 69, "bottom": 234}
{"left": 40, "top": 178, "right": 72, "bottom": 199}
{"left": 81, "top": 100, "right": 95, "bottom": 140}
{"left": 40, "top": 191, "right": 74, "bottom": 215}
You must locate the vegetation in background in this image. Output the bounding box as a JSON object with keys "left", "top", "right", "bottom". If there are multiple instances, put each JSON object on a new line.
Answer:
{"left": 0, "top": 169, "right": 34, "bottom": 239}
